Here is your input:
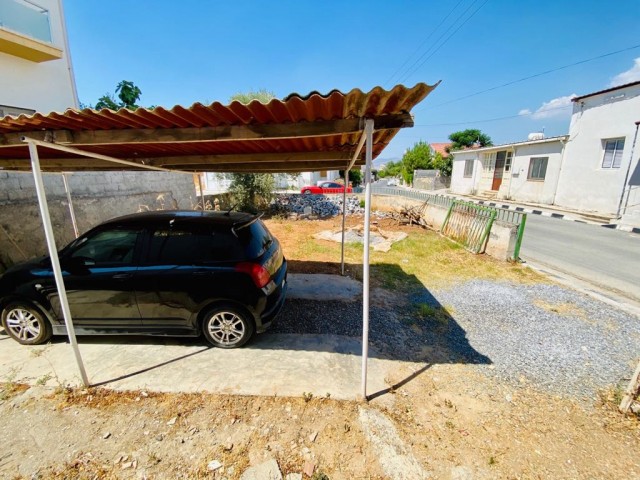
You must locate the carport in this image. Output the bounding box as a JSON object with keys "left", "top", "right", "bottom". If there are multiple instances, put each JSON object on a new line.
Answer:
{"left": 0, "top": 82, "right": 436, "bottom": 398}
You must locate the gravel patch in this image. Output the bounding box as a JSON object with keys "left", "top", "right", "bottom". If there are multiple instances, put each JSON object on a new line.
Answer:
{"left": 270, "top": 279, "right": 640, "bottom": 399}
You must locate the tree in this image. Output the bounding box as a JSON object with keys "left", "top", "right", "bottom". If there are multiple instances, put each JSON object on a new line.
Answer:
{"left": 338, "top": 169, "right": 362, "bottom": 186}
{"left": 401, "top": 140, "right": 433, "bottom": 185}
{"left": 94, "top": 80, "right": 143, "bottom": 110}
{"left": 378, "top": 160, "right": 402, "bottom": 178}
{"left": 447, "top": 129, "right": 493, "bottom": 151}
{"left": 432, "top": 152, "right": 452, "bottom": 177}
{"left": 230, "top": 89, "right": 276, "bottom": 104}
{"left": 227, "top": 90, "right": 279, "bottom": 213}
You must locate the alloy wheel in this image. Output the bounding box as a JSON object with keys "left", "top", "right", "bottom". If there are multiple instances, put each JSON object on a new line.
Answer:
{"left": 207, "top": 311, "right": 246, "bottom": 346}
{"left": 5, "top": 308, "right": 41, "bottom": 342}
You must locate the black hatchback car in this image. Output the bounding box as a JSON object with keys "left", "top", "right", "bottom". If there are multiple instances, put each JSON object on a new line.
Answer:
{"left": 0, "top": 211, "right": 287, "bottom": 348}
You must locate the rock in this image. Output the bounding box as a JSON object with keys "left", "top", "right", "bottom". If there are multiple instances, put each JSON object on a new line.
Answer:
{"left": 308, "top": 431, "right": 318, "bottom": 443}
{"left": 303, "top": 460, "right": 315, "bottom": 477}
{"left": 155, "top": 434, "right": 164, "bottom": 442}
{"left": 102, "top": 432, "right": 111, "bottom": 439}
{"left": 224, "top": 441, "right": 234, "bottom": 452}
{"left": 451, "top": 466, "right": 474, "bottom": 480}
{"left": 240, "top": 458, "right": 282, "bottom": 480}
{"left": 167, "top": 416, "right": 177, "bottom": 426}
{"left": 121, "top": 461, "right": 133, "bottom": 470}
{"left": 207, "top": 460, "right": 223, "bottom": 472}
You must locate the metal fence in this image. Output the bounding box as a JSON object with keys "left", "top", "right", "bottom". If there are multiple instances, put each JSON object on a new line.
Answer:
{"left": 441, "top": 201, "right": 497, "bottom": 254}
{"left": 370, "top": 186, "right": 528, "bottom": 260}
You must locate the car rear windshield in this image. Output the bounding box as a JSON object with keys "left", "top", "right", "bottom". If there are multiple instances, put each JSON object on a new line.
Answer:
{"left": 145, "top": 220, "right": 273, "bottom": 265}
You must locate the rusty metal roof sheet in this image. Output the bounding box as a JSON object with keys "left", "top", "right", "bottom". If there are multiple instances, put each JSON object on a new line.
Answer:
{"left": 0, "top": 83, "right": 437, "bottom": 172}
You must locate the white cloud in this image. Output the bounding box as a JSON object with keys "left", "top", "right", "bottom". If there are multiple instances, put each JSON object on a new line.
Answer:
{"left": 608, "top": 57, "right": 640, "bottom": 87}
{"left": 519, "top": 94, "right": 576, "bottom": 120}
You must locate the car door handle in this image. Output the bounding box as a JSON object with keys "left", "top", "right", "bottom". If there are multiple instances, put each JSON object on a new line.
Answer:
{"left": 112, "top": 273, "right": 133, "bottom": 280}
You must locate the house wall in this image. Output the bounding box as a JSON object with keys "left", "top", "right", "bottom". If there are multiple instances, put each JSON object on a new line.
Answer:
{"left": 554, "top": 83, "right": 640, "bottom": 214}
{"left": 0, "top": 0, "right": 78, "bottom": 113}
{"left": 498, "top": 141, "right": 565, "bottom": 204}
{"left": 450, "top": 152, "right": 481, "bottom": 195}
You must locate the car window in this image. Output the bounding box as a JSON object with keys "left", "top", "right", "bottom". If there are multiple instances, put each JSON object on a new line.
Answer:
{"left": 321, "top": 182, "right": 332, "bottom": 188}
{"left": 70, "top": 229, "right": 140, "bottom": 265}
{"left": 146, "top": 228, "right": 245, "bottom": 264}
{"left": 235, "top": 220, "right": 274, "bottom": 258}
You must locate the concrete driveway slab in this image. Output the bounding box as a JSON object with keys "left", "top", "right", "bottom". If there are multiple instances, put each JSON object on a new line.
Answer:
{"left": 0, "top": 332, "right": 393, "bottom": 401}
{"left": 287, "top": 273, "right": 361, "bottom": 301}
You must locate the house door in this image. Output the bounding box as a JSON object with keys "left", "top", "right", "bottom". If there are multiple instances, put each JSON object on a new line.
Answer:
{"left": 492, "top": 151, "right": 506, "bottom": 191}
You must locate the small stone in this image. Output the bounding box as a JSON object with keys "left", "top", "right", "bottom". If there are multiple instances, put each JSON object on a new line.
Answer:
{"left": 224, "top": 441, "right": 234, "bottom": 452}
{"left": 309, "top": 431, "right": 318, "bottom": 443}
{"left": 167, "top": 416, "right": 177, "bottom": 426}
{"left": 155, "top": 434, "right": 164, "bottom": 441}
{"left": 141, "top": 391, "right": 149, "bottom": 397}
{"left": 303, "top": 460, "right": 315, "bottom": 477}
{"left": 121, "top": 461, "right": 133, "bottom": 470}
{"left": 208, "top": 460, "right": 223, "bottom": 472}
{"left": 102, "top": 432, "right": 111, "bottom": 439}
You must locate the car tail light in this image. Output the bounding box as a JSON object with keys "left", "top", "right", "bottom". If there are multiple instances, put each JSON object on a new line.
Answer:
{"left": 235, "top": 262, "right": 271, "bottom": 288}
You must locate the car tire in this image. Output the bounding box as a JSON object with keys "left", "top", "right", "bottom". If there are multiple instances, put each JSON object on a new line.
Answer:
{"left": 1, "top": 302, "right": 52, "bottom": 345}
{"left": 201, "top": 304, "right": 254, "bottom": 349}
{"left": 302, "top": 189, "right": 312, "bottom": 195}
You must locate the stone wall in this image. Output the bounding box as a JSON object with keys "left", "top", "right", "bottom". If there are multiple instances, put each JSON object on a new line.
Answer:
{"left": 0, "top": 171, "right": 197, "bottom": 271}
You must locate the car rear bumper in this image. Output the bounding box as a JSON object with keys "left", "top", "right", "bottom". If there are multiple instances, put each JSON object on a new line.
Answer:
{"left": 256, "top": 260, "right": 287, "bottom": 333}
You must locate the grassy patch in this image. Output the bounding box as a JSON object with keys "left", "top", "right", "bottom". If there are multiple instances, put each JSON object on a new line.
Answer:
{"left": 266, "top": 218, "right": 544, "bottom": 291}
{"left": 533, "top": 299, "right": 587, "bottom": 318}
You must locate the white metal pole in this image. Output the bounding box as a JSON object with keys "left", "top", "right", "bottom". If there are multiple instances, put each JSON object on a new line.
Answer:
{"left": 361, "top": 118, "right": 374, "bottom": 400}
{"left": 27, "top": 141, "right": 89, "bottom": 387}
{"left": 340, "top": 169, "right": 349, "bottom": 275}
{"left": 61, "top": 173, "right": 79, "bottom": 238}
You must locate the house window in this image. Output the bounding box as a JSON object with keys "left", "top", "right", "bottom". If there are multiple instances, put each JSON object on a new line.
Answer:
{"left": 528, "top": 157, "right": 548, "bottom": 180}
{"left": 482, "top": 153, "right": 495, "bottom": 171}
{"left": 463, "top": 159, "right": 474, "bottom": 177}
{"left": 602, "top": 138, "right": 625, "bottom": 169}
{"left": 505, "top": 151, "right": 513, "bottom": 172}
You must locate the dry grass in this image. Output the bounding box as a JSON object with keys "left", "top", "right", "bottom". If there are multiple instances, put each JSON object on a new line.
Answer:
{"left": 533, "top": 299, "right": 587, "bottom": 318}
{"left": 266, "top": 217, "right": 544, "bottom": 291}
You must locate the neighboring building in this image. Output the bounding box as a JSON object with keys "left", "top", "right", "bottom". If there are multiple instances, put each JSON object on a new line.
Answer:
{"left": 451, "top": 136, "right": 568, "bottom": 205}
{"left": 450, "top": 81, "right": 640, "bottom": 223}
{"left": 430, "top": 142, "right": 452, "bottom": 158}
{"left": 554, "top": 81, "right": 640, "bottom": 217}
{"left": 0, "top": 0, "right": 78, "bottom": 113}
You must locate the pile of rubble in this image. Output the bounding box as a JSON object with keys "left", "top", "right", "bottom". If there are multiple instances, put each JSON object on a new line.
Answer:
{"left": 271, "top": 194, "right": 364, "bottom": 219}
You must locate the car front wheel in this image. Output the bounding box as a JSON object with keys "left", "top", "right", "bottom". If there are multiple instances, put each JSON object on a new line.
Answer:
{"left": 202, "top": 305, "right": 254, "bottom": 348}
{"left": 302, "top": 189, "right": 312, "bottom": 195}
{"left": 1, "top": 302, "right": 52, "bottom": 345}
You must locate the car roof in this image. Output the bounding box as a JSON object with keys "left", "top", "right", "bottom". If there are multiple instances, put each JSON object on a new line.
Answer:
{"left": 98, "top": 210, "right": 257, "bottom": 230}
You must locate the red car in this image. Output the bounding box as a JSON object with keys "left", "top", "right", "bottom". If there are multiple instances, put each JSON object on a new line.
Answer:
{"left": 300, "top": 181, "right": 353, "bottom": 195}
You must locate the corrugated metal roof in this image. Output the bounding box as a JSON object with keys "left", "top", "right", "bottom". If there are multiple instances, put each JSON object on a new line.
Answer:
{"left": 0, "top": 83, "right": 437, "bottom": 173}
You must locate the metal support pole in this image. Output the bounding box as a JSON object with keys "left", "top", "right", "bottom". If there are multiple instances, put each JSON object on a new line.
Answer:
{"left": 61, "top": 173, "right": 79, "bottom": 238}
{"left": 361, "top": 118, "right": 374, "bottom": 400}
{"left": 197, "top": 173, "right": 205, "bottom": 210}
{"left": 27, "top": 141, "right": 89, "bottom": 387}
{"left": 340, "top": 169, "right": 349, "bottom": 276}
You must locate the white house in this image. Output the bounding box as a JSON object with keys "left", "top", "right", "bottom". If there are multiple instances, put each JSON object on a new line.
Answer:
{"left": 201, "top": 170, "right": 341, "bottom": 195}
{"left": 450, "top": 81, "right": 640, "bottom": 225}
{"left": 554, "top": 81, "right": 640, "bottom": 218}
{"left": 0, "top": 0, "right": 78, "bottom": 113}
{"left": 450, "top": 136, "right": 568, "bottom": 205}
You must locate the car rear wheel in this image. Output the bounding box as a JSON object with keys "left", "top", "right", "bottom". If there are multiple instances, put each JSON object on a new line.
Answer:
{"left": 1, "top": 302, "right": 52, "bottom": 345}
{"left": 202, "top": 305, "right": 254, "bottom": 349}
{"left": 302, "top": 189, "right": 312, "bottom": 195}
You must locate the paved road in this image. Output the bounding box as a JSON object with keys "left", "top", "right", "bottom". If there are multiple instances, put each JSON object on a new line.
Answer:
{"left": 520, "top": 215, "right": 640, "bottom": 303}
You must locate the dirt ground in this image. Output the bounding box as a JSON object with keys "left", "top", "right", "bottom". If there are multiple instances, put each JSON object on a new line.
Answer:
{"left": 1, "top": 216, "right": 639, "bottom": 479}
{"left": 1, "top": 364, "right": 638, "bottom": 479}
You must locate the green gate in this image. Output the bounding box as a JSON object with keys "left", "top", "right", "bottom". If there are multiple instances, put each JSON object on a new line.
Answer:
{"left": 441, "top": 200, "right": 497, "bottom": 254}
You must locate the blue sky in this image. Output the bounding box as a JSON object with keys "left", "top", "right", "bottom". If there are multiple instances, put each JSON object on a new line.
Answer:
{"left": 64, "top": 0, "right": 640, "bottom": 161}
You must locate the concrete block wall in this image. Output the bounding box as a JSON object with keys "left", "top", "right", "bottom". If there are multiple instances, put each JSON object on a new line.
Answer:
{"left": 0, "top": 171, "right": 196, "bottom": 271}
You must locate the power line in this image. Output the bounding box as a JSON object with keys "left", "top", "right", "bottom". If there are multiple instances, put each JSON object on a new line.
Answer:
{"left": 419, "top": 43, "right": 640, "bottom": 111}
{"left": 384, "top": 0, "right": 466, "bottom": 88}
{"left": 414, "top": 104, "right": 572, "bottom": 127}
{"left": 400, "top": 0, "right": 491, "bottom": 84}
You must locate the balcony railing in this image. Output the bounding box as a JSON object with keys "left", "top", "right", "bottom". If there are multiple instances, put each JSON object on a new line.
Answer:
{"left": 0, "top": 0, "right": 52, "bottom": 43}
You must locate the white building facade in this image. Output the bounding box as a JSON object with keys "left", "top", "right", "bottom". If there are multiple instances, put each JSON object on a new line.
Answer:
{"left": 554, "top": 81, "right": 640, "bottom": 218}
{"left": 0, "top": 0, "right": 78, "bottom": 114}
{"left": 450, "top": 136, "right": 568, "bottom": 205}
